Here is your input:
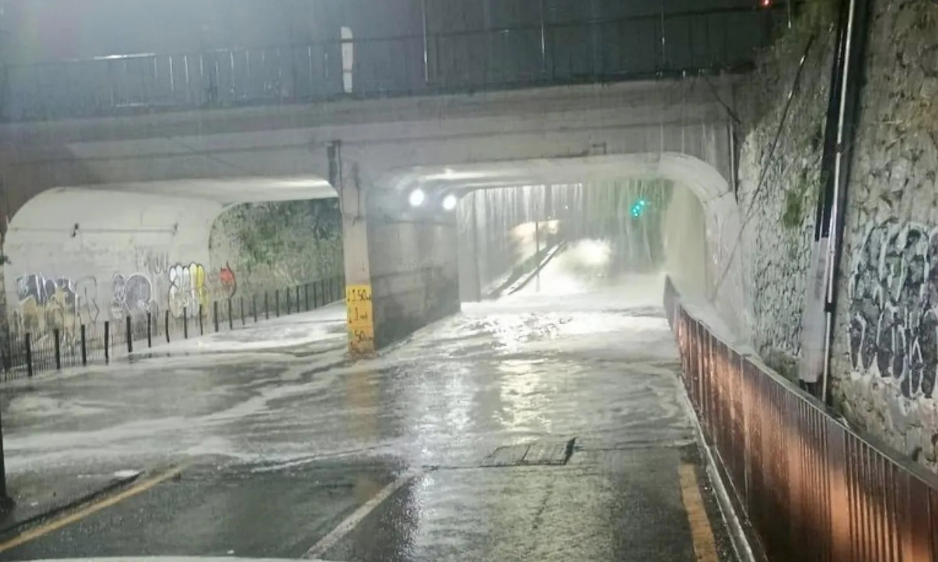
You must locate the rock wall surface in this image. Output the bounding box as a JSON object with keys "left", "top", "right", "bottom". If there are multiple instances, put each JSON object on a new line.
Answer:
{"left": 734, "top": 0, "right": 938, "bottom": 471}
{"left": 734, "top": 2, "right": 837, "bottom": 378}
{"left": 208, "top": 199, "right": 344, "bottom": 300}
{"left": 829, "top": 0, "right": 938, "bottom": 469}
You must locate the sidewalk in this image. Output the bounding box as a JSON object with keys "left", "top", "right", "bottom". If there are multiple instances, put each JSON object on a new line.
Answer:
{"left": 128, "top": 303, "right": 348, "bottom": 359}
{"left": 0, "top": 304, "right": 350, "bottom": 538}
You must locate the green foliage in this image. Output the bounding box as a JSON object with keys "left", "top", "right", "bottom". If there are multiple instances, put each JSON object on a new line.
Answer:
{"left": 214, "top": 199, "right": 342, "bottom": 272}
{"left": 780, "top": 169, "right": 821, "bottom": 230}
{"left": 781, "top": 187, "right": 806, "bottom": 229}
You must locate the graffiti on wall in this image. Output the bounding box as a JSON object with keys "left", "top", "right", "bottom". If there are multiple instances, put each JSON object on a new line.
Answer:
{"left": 140, "top": 250, "right": 169, "bottom": 279}
{"left": 14, "top": 259, "right": 240, "bottom": 328}
{"left": 111, "top": 273, "right": 157, "bottom": 320}
{"left": 14, "top": 273, "right": 100, "bottom": 337}
{"left": 168, "top": 262, "right": 208, "bottom": 318}
{"left": 219, "top": 263, "right": 237, "bottom": 298}
{"left": 848, "top": 221, "right": 938, "bottom": 399}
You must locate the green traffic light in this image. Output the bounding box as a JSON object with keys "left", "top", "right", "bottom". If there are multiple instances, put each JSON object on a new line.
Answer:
{"left": 630, "top": 198, "right": 648, "bottom": 218}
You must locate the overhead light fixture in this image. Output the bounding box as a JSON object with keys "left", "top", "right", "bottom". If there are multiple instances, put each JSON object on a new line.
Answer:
{"left": 408, "top": 188, "right": 426, "bottom": 207}
{"left": 442, "top": 194, "right": 458, "bottom": 211}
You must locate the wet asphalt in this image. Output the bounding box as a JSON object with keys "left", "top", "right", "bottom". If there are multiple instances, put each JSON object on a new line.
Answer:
{"left": 0, "top": 260, "right": 737, "bottom": 562}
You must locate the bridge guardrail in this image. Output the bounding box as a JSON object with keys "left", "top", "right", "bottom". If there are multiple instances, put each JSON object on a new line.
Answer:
{"left": 0, "top": 5, "right": 787, "bottom": 122}
{"left": 664, "top": 276, "right": 938, "bottom": 562}
{"left": 1, "top": 275, "right": 346, "bottom": 382}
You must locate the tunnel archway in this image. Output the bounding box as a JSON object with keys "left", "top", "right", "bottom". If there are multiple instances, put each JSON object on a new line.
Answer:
{"left": 373, "top": 152, "right": 745, "bottom": 334}
{"left": 3, "top": 176, "right": 338, "bottom": 340}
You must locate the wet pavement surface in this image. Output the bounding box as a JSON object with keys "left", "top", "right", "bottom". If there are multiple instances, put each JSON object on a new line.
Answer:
{"left": 0, "top": 257, "right": 737, "bottom": 561}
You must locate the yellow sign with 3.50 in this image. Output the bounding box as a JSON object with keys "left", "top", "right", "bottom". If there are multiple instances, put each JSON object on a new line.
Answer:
{"left": 346, "top": 284, "right": 375, "bottom": 355}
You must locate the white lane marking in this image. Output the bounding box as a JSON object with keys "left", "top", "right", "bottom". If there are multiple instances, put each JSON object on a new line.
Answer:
{"left": 303, "top": 469, "right": 423, "bottom": 559}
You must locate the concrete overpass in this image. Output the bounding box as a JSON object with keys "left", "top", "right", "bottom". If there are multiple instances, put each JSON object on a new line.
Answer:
{"left": 0, "top": 78, "right": 745, "bottom": 353}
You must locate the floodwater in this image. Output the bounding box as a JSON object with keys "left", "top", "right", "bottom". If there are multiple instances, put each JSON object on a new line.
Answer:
{"left": 0, "top": 243, "right": 735, "bottom": 562}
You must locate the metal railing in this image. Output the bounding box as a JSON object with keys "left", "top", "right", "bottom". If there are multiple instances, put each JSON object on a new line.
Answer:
{"left": 0, "top": 275, "right": 346, "bottom": 382}
{"left": 0, "top": 5, "right": 787, "bottom": 122}
{"left": 664, "top": 276, "right": 938, "bottom": 562}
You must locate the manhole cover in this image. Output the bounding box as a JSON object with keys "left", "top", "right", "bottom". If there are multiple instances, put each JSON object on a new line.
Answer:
{"left": 481, "top": 438, "right": 576, "bottom": 467}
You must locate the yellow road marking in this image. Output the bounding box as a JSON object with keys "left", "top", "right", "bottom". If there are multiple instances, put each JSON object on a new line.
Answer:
{"left": 0, "top": 464, "right": 187, "bottom": 554}
{"left": 679, "top": 463, "right": 720, "bottom": 562}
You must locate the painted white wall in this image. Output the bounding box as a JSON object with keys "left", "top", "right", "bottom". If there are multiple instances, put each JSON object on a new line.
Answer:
{"left": 4, "top": 188, "right": 223, "bottom": 331}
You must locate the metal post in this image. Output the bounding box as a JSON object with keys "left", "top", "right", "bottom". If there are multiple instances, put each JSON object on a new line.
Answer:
{"left": 305, "top": 283, "right": 310, "bottom": 311}
{"left": 539, "top": 0, "right": 547, "bottom": 76}
{"left": 147, "top": 312, "right": 153, "bottom": 348}
{"left": 126, "top": 316, "right": 133, "bottom": 353}
{"left": 421, "top": 0, "right": 430, "bottom": 84}
{"left": 183, "top": 308, "right": 189, "bottom": 339}
{"left": 296, "top": 286, "right": 301, "bottom": 312}
{"left": 199, "top": 305, "right": 204, "bottom": 335}
{"left": 275, "top": 290, "right": 280, "bottom": 317}
{"left": 53, "top": 329, "right": 61, "bottom": 370}
{"left": 165, "top": 311, "right": 170, "bottom": 343}
{"left": 253, "top": 295, "right": 259, "bottom": 323}
{"left": 104, "top": 322, "right": 110, "bottom": 363}
{"left": 25, "top": 333, "right": 32, "bottom": 377}
{"left": 240, "top": 297, "right": 246, "bottom": 326}
{"left": 81, "top": 324, "right": 87, "bottom": 366}
{"left": 213, "top": 301, "right": 219, "bottom": 332}
{"left": 228, "top": 299, "right": 234, "bottom": 330}
{"left": 265, "top": 293, "right": 270, "bottom": 320}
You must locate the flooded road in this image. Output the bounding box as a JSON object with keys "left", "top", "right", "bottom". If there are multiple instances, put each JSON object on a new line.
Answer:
{"left": 0, "top": 252, "right": 735, "bottom": 561}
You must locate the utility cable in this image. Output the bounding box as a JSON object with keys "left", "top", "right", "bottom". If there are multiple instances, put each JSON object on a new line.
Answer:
{"left": 708, "top": 34, "right": 816, "bottom": 302}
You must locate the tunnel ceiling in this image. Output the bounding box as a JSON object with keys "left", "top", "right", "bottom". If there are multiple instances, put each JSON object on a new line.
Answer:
{"left": 383, "top": 153, "right": 727, "bottom": 203}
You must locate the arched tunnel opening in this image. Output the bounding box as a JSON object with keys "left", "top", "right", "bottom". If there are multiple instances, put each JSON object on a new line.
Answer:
{"left": 2, "top": 177, "right": 342, "bottom": 370}
{"left": 453, "top": 180, "right": 711, "bottom": 307}
{"left": 373, "top": 152, "right": 741, "bottom": 347}
{"left": 0, "top": 154, "right": 740, "bottom": 367}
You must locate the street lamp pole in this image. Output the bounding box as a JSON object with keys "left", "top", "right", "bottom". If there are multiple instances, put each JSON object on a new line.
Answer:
{"left": 0, "top": 402, "right": 12, "bottom": 510}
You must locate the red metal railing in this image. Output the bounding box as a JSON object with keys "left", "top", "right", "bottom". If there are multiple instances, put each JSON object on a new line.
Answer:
{"left": 664, "top": 276, "right": 938, "bottom": 562}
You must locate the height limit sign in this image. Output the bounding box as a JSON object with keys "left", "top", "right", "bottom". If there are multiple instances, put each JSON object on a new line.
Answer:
{"left": 346, "top": 284, "right": 375, "bottom": 355}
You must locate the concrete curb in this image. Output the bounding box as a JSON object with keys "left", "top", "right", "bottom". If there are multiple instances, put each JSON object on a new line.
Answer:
{"left": 676, "top": 386, "right": 764, "bottom": 562}
{"left": 0, "top": 472, "right": 141, "bottom": 540}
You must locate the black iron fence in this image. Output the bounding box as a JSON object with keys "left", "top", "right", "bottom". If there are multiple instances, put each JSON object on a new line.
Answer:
{"left": 664, "top": 276, "right": 938, "bottom": 561}
{"left": 1, "top": 275, "right": 346, "bottom": 382}
{"left": 0, "top": 5, "right": 789, "bottom": 122}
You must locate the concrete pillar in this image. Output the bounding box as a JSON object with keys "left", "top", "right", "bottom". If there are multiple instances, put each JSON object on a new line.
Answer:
{"left": 367, "top": 204, "right": 460, "bottom": 349}
{"left": 340, "top": 171, "right": 376, "bottom": 357}
{"left": 340, "top": 166, "right": 461, "bottom": 355}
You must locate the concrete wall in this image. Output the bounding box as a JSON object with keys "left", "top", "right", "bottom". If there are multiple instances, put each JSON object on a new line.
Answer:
{"left": 1, "top": 187, "right": 344, "bottom": 340}
{"left": 368, "top": 212, "right": 459, "bottom": 348}
{"left": 2, "top": 189, "right": 225, "bottom": 336}
{"left": 734, "top": 0, "right": 938, "bottom": 472}
{"left": 208, "top": 198, "right": 343, "bottom": 298}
